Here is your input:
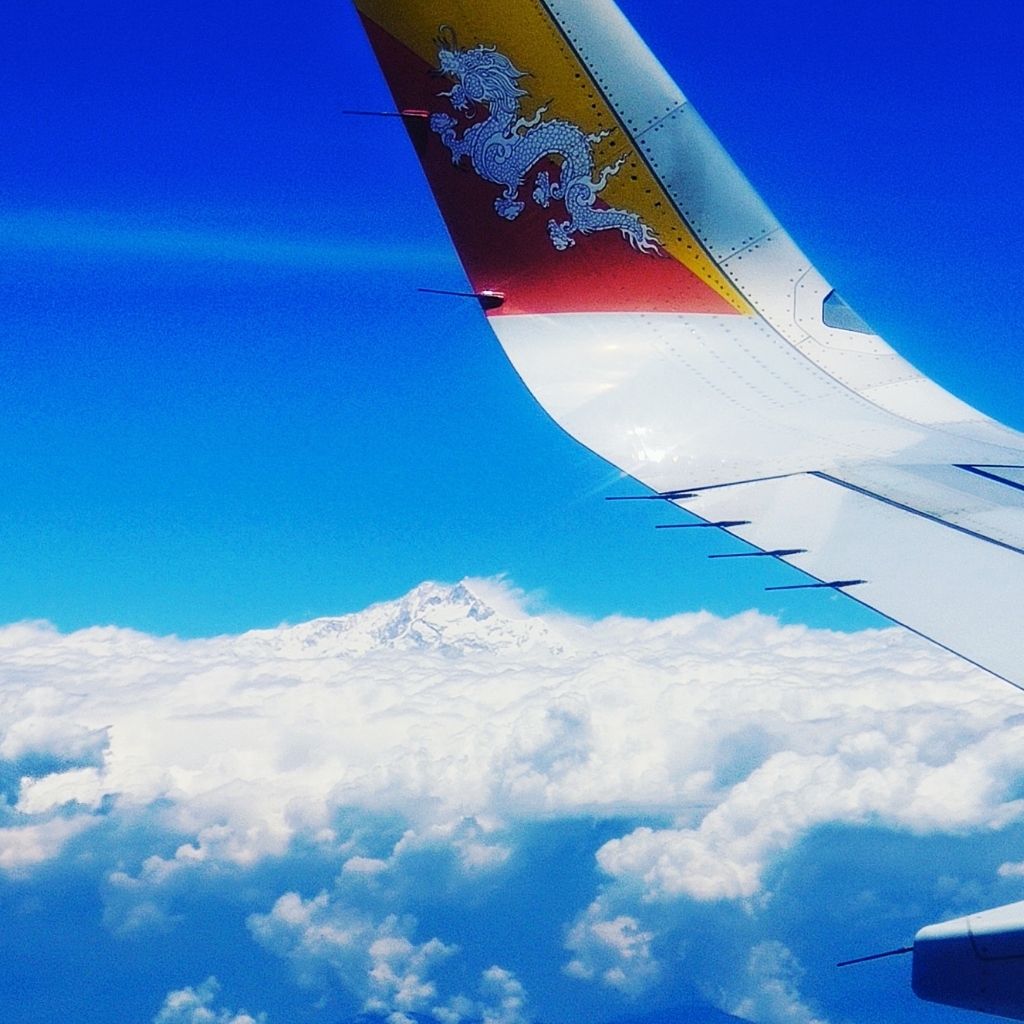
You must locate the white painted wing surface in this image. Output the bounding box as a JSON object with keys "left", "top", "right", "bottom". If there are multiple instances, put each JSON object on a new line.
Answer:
{"left": 495, "top": 3, "right": 1024, "bottom": 687}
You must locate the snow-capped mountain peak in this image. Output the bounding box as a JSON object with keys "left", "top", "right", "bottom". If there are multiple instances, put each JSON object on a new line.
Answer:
{"left": 235, "top": 579, "right": 567, "bottom": 659}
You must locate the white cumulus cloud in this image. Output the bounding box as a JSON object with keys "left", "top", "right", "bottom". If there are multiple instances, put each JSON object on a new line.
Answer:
{"left": 0, "top": 816, "right": 97, "bottom": 875}
{"left": 478, "top": 965, "right": 529, "bottom": 1024}
{"left": 247, "top": 888, "right": 530, "bottom": 1023}
{"left": 0, "top": 579, "right": 1018, "bottom": 900}
{"left": 248, "top": 891, "right": 455, "bottom": 1013}
{"left": 153, "top": 976, "right": 265, "bottom": 1024}
{"left": 565, "top": 898, "right": 658, "bottom": 993}
{"left": 729, "top": 942, "right": 827, "bottom": 1024}
{"left": 1, "top": 578, "right": 1021, "bottom": 1018}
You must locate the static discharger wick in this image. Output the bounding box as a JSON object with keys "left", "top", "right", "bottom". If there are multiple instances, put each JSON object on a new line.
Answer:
{"left": 607, "top": 489, "right": 699, "bottom": 502}
{"left": 837, "top": 946, "right": 913, "bottom": 968}
{"left": 418, "top": 288, "right": 506, "bottom": 311}
{"left": 656, "top": 520, "right": 751, "bottom": 530}
{"left": 708, "top": 548, "right": 805, "bottom": 560}
{"left": 765, "top": 579, "right": 866, "bottom": 592}
{"left": 341, "top": 108, "right": 431, "bottom": 119}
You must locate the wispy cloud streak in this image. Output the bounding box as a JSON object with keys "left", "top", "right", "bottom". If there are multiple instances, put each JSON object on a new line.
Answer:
{"left": 0, "top": 210, "right": 447, "bottom": 272}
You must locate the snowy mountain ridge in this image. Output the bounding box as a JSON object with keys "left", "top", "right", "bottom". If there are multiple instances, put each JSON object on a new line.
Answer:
{"left": 234, "top": 579, "right": 569, "bottom": 659}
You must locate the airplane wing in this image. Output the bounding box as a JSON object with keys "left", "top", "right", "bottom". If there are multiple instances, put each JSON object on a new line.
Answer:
{"left": 353, "top": 0, "right": 1024, "bottom": 689}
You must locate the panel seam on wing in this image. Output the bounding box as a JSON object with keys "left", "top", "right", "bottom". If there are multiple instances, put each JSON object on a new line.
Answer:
{"left": 813, "top": 472, "right": 1024, "bottom": 558}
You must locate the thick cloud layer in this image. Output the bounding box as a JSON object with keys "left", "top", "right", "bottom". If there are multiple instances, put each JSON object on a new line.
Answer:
{"left": 1, "top": 579, "right": 1021, "bottom": 1022}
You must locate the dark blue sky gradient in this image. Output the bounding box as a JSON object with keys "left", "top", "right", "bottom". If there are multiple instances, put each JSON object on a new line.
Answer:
{"left": 1, "top": 0, "right": 1021, "bottom": 635}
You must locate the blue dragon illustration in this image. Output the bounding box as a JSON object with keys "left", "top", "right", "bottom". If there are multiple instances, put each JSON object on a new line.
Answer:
{"left": 429, "top": 28, "right": 660, "bottom": 254}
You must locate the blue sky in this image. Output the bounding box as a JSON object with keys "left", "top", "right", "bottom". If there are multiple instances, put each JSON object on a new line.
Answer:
{"left": 2, "top": 0, "right": 1022, "bottom": 637}
{"left": 2, "top": 3, "right": 1024, "bottom": 1023}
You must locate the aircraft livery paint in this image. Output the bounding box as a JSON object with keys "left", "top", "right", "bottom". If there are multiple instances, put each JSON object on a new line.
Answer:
{"left": 355, "top": 0, "right": 751, "bottom": 317}
{"left": 430, "top": 35, "right": 661, "bottom": 256}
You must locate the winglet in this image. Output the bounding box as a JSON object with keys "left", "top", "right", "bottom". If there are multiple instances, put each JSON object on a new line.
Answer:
{"left": 352, "top": 0, "right": 750, "bottom": 317}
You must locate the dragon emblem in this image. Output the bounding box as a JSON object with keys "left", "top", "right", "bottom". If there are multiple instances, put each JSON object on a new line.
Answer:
{"left": 429, "top": 27, "right": 660, "bottom": 255}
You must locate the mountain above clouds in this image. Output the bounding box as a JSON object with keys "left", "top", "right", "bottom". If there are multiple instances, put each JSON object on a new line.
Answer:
{"left": 234, "top": 579, "right": 570, "bottom": 659}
